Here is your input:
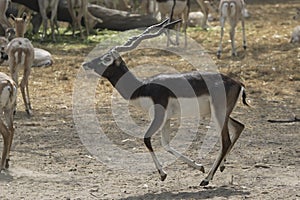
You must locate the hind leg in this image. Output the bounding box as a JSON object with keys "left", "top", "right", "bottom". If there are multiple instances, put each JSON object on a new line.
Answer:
{"left": 219, "top": 117, "right": 244, "bottom": 172}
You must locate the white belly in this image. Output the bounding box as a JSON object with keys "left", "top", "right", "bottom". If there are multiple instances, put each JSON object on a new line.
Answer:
{"left": 129, "top": 96, "right": 211, "bottom": 119}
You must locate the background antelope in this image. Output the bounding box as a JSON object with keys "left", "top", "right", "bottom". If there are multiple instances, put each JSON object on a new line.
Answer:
{"left": 4, "top": 14, "right": 35, "bottom": 115}
{"left": 217, "top": 0, "right": 247, "bottom": 58}
{"left": 156, "top": 0, "right": 190, "bottom": 46}
{"left": 0, "top": 0, "right": 12, "bottom": 34}
{"left": 195, "top": 0, "right": 211, "bottom": 28}
{"left": 67, "top": 0, "right": 89, "bottom": 39}
{"left": 0, "top": 72, "right": 17, "bottom": 171}
{"left": 9, "top": 13, "right": 54, "bottom": 67}
{"left": 37, "top": 0, "right": 60, "bottom": 42}
{"left": 83, "top": 19, "right": 248, "bottom": 186}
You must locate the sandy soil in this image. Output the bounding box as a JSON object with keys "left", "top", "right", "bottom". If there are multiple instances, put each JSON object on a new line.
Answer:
{"left": 0, "top": 1, "right": 299, "bottom": 199}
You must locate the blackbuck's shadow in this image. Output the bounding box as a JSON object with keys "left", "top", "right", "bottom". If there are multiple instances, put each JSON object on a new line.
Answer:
{"left": 119, "top": 185, "right": 250, "bottom": 200}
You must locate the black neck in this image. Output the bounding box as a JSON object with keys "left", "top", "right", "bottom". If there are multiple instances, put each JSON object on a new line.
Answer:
{"left": 104, "top": 58, "right": 143, "bottom": 100}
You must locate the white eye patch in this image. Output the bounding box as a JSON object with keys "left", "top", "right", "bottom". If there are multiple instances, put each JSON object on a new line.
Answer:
{"left": 101, "top": 53, "right": 114, "bottom": 67}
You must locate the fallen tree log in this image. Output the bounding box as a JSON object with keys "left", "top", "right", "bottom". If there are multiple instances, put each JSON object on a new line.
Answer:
{"left": 87, "top": 4, "right": 158, "bottom": 31}
{"left": 11, "top": 0, "right": 158, "bottom": 31}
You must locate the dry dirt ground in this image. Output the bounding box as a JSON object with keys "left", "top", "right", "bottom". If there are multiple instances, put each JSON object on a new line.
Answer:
{"left": 0, "top": 0, "right": 299, "bottom": 199}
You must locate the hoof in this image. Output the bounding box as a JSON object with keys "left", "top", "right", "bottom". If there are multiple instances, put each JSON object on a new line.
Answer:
{"left": 243, "top": 45, "right": 247, "bottom": 50}
{"left": 199, "top": 165, "right": 205, "bottom": 173}
{"left": 217, "top": 51, "right": 221, "bottom": 59}
{"left": 193, "top": 162, "right": 205, "bottom": 173}
{"left": 26, "top": 109, "right": 32, "bottom": 116}
{"left": 160, "top": 174, "right": 167, "bottom": 181}
{"left": 200, "top": 179, "right": 209, "bottom": 186}
{"left": 232, "top": 52, "right": 237, "bottom": 57}
{"left": 220, "top": 165, "right": 225, "bottom": 172}
{"left": 5, "top": 159, "right": 10, "bottom": 169}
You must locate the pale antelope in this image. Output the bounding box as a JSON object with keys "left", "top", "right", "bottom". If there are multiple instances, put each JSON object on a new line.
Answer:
{"left": 83, "top": 19, "right": 248, "bottom": 186}
{"left": 67, "top": 0, "right": 89, "bottom": 38}
{"left": 195, "top": 0, "right": 211, "bottom": 28}
{"left": 0, "top": 72, "right": 17, "bottom": 171}
{"left": 37, "top": 0, "right": 60, "bottom": 42}
{"left": 0, "top": 0, "right": 12, "bottom": 32}
{"left": 205, "top": 0, "right": 250, "bottom": 21}
{"left": 156, "top": 0, "right": 190, "bottom": 46}
{"left": 217, "top": 0, "right": 247, "bottom": 58}
{"left": 5, "top": 15, "right": 34, "bottom": 115}
{"left": 9, "top": 13, "right": 54, "bottom": 67}
{"left": 6, "top": 38, "right": 34, "bottom": 115}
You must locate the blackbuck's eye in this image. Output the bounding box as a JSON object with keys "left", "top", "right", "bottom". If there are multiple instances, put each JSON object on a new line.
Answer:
{"left": 101, "top": 54, "right": 114, "bottom": 66}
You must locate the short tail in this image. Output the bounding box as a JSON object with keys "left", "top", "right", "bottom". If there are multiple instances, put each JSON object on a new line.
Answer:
{"left": 241, "top": 87, "right": 250, "bottom": 106}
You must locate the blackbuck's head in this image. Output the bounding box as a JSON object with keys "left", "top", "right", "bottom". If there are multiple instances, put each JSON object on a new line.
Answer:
{"left": 10, "top": 13, "right": 28, "bottom": 38}
{"left": 82, "top": 19, "right": 181, "bottom": 77}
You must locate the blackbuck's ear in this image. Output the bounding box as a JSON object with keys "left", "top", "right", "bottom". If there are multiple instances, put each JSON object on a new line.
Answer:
{"left": 10, "top": 14, "right": 16, "bottom": 21}
{"left": 22, "top": 12, "right": 27, "bottom": 21}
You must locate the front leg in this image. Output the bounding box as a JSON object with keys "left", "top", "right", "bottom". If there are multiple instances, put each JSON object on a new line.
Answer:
{"left": 230, "top": 25, "right": 237, "bottom": 57}
{"left": 241, "top": 16, "right": 247, "bottom": 50}
{"left": 0, "top": 120, "right": 10, "bottom": 170}
{"left": 144, "top": 104, "right": 167, "bottom": 181}
{"left": 217, "top": 17, "right": 226, "bottom": 59}
{"left": 161, "top": 120, "right": 205, "bottom": 173}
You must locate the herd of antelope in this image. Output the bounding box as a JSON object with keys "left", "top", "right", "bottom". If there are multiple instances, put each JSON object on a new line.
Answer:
{"left": 0, "top": 0, "right": 299, "bottom": 187}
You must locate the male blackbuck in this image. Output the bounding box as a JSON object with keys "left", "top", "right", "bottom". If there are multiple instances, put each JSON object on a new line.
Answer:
{"left": 217, "top": 0, "right": 247, "bottom": 58}
{"left": 37, "top": 0, "right": 60, "bottom": 42}
{"left": 0, "top": 72, "right": 17, "bottom": 171}
{"left": 83, "top": 19, "right": 248, "bottom": 186}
